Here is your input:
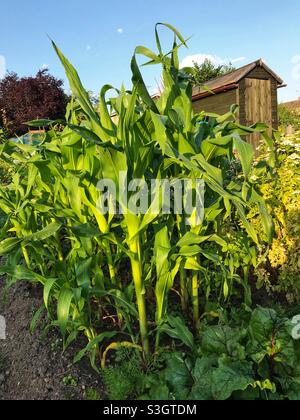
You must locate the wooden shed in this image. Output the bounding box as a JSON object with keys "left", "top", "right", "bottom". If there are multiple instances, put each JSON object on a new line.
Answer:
{"left": 192, "top": 59, "right": 285, "bottom": 148}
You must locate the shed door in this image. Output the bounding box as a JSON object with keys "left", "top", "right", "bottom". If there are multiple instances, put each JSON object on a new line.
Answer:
{"left": 245, "top": 78, "right": 272, "bottom": 150}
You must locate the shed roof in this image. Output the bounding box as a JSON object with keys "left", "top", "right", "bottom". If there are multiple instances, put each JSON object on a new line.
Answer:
{"left": 192, "top": 59, "right": 285, "bottom": 101}
{"left": 281, "top": 97, "right": 300, "bottom": 111}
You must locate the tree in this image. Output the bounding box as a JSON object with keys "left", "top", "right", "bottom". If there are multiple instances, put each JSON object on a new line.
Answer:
{"left": 0, "top": 69, "right": 68, "bottom": 137}
{"left": 188, "top": 58, "right": 235, "bottom": 87}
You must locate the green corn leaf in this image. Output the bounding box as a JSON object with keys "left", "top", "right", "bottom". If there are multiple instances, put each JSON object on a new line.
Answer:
{"left": 234, "top": 202, "right": 259, "bottom": 244}
{"left": 223, "top": 280, "right": 229, "bottom": 300}
{"left": 28, "top": 222, "right": 62, "bottom": 242}
{"left": 155, "top": 22, "right": 187, "bottom": 51}
{"left": 73, "top": 331, "right": 118, "bottom": 364}
{"left": 177, "top": 232, "right": 227, "bottom": 249}
{"left": 193, "top": 153, "right": 223, "bottom": 186}
{"left": 150, "top": 111, "right": 168, "bottom": 154}
{"left": 70, "top": 223, "right": 100, "bottom": 238}
{"left": 76, "top": 257, "right": 92, "bottom": 288}
{"left": 180, "top": 245, "right": 202, "bottom": 257}
{"left": 57, "top": 288, "right": 74, "bottom": 336}
{"left": 0, "top": 238, "right": 22, "bottom": 256}
{"left": 135, "top": 46, "right": 161, "bottom": 64}
{"left": 131, "top": 52, "right": 158, "bottom": 113}
{"left": 248, "top": 187, "right": 274, "bottom": 244}
{"left": 0, "top": 265, "right": 45, "bottom": 283}
{"left": 155, "top": 226, "right": 172, "bottom": 322}
{"left": 258, "top": 202, "right": 274, "bottom": 244}
{"left": 30, "top": 304, "right": 46, "bottom": 333}
{"left": 52, "top": 41, "right": 106, "bottom": 139}
{"left": 43, "top": 278, "right": 57, "bottom": 310}
{"left": 26, "top": 119, "right": 56, "bottom": 127}
{"left": 99, "top": 85, "right": 117, "bottom": 134}
{"left": 63, "top": 175, "right": 82, "bottom": 218}
{"left": 91, "top": 288, "right": 138, "bottom": 317}
{"left": 68, "top": 124, "right": 102, "bottom": 144}
{"left": 233, "top": 134, "right": 254, "bottom": 178}
{"left": 52, "top": 41, "right": 97, "bottom": 123}
{"left": 184, "top": 257, "right": 202, "bottom": 271}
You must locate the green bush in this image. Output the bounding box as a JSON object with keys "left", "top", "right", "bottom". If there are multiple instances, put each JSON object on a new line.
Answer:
{"left": 278, "top": 105, "right": 300, "bottom": 130}
{"left": 249, "top": 132, "right": 300, "bottom": 301}
{"left": 0, "top": 158, "right": 14, "bottom": 185}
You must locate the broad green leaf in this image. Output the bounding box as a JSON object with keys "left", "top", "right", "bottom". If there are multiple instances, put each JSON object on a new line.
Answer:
{"left": 26, "top": 119, "right": 55, "bottom": 127}
{"left": 71, "top": 223, "right": 100, "bottom": 238}
{"left": 234, "top": 202, "right": 259, "bottom": 244}
{"left": 155, "top": 226, "right": 172, "bottom": 322}
{"left": 52, "top": 41, "right": 107, "bottom": 139}
{"left": 0, "top": 238, "right": 21, "bottom": 256}
{"left": 212, "top": 360, "right": 254, "bottom": 400}
{"left": 135, "top": 46, "right": 160, "bottom": 64}
{"left": 249, "top": 307, "right": 277, "bottom": 343}
{"left": 28, "top": 222, "right": 61, "bottom": 242}
{"left": 30, "top": 305, "right": 46, "bottom": 333}
{"left": 164, "top": 352, "right": 192, "bottom": 400}
{"left": 73, "top": 331, "right": 118, "bottom": 364}
{"left": 131, "top": 52, "right": 158, "bottom": 113}
{"left": 201, "top": 325, "right": 245, "bottom": 358}
{"left": 160, "top": 316, "right": 194, "bottom": 350}
{"left": 57, "top": 288, "right": 74, "bottom": 336}
{"left": 233, "top": 134, "right": 254, "bottom": 178}
{"left": 184, "top": 257, "right": 202, "bottom": 271}
{"left": 0, "top": 265, "right": 46, "bottom": 284}
{"left": 43, "top": 278, "right": 57, "bottom": 309}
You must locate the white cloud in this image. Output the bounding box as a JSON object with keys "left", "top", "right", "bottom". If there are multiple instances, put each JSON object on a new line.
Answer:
{"left": 41, "top": 63, "right": 49, "bottom": 70}
{"left": 231, "top": 56, "right": 246, "bottom": 64}
{"left": 86, "top": 45, "right": 92, "bottom": 51}
{"left": 180, "top": 54, "right": 224, "bottom": 69}
{"left": 117, "top": 28, "right": 124, "bottom": 34}
{"left": 180, "top": 54, "right": 246, "bottom": 69}
{"left": 0, "top": 55, "right": 6, "bottom": 79}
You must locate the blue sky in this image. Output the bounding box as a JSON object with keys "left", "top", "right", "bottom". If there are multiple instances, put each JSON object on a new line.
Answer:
{"left": 0, "top": 0, "right": 299, "bottom": 102}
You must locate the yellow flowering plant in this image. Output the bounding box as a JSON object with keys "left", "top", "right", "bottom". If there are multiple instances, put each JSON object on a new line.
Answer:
{"left": 249, "top": 131, "right": 300, "bottom": 302}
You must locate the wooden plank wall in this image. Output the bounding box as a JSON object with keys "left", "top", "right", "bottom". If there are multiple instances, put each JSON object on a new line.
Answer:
{"left": 192, "top": 90, "right": 237, "bottom": 115}
{"left": 245, "top": 78, "right": 272, "bottom": 150}
{"left": 239, "top": 67, "right": 278, "bottom": 129}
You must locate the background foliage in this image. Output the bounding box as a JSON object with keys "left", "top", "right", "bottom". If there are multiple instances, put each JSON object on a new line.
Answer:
{"left": 0, "top": 69, "right": 68, "bottom": 137}
{"left": 188, "top": 58, "right": 235, "bottom": 86}
{"left": 278, "top": 105, "right": 300, "bottom": 131}
{"left": 250, "top": 132, "right": 300, "bottom": 301}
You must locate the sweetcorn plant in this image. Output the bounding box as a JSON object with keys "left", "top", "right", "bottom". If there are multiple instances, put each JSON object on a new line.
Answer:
{"left": 0, "top": 24, "right": 273, "bottom": 364}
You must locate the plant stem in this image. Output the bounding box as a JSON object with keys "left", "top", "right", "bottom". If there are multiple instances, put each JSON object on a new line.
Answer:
{"left": 104, "top": 240, "right": 117, "bottom": 286}
{"left": 55, "top": 233, "right": 64, "bottom": 262}
{"left": 192, "top": 271, "right": 200, "bottom": 330}
{"left": 130, "top": 237, "right": 149, "bottom": 356}
{"left": 103, "top": 240, "right": 123, "bottom": 326}
{"left": 180, "top": 266, "right": 188, "bottom": 312}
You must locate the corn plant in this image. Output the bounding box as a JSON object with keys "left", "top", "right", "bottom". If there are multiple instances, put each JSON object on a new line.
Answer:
{"left": 0, "top": 23, "right": 273, "bottom": 365}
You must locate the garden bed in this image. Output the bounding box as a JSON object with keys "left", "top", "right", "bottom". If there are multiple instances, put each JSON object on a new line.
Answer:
{"left": 0, "top": 279, "right": 103, "bottom": 400}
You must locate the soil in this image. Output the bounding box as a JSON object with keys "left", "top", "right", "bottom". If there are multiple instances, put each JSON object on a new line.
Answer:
{"left": 0, "top": 278, "right": 104, "bottom": 400}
